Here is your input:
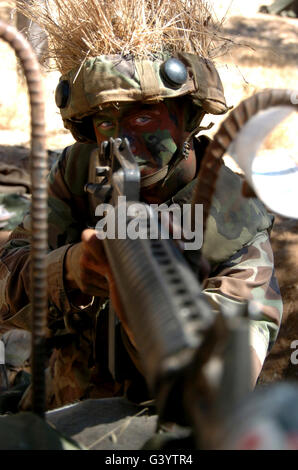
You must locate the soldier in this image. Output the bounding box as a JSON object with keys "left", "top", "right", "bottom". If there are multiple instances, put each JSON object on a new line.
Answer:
{"left": 0, "top": 0, "right": 282, "bottom": 410}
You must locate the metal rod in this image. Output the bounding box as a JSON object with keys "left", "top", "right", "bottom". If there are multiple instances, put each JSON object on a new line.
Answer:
{"left": 0, "top": 21, "right": 48, "bottom": 417}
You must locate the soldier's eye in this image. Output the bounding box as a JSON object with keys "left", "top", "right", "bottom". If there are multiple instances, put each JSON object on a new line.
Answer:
{"left": 134, "top": 115, "right": 152, "bottom": 125}
{"left": 98, "top": 121, "right": 114, "bottom": 130}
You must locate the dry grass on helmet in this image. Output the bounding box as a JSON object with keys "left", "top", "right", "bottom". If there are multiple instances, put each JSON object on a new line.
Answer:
{"left": 16, "top": 0, "right": 227, "bottom": 75}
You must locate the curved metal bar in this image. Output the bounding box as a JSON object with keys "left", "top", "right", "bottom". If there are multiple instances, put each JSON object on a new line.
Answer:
{"left": 0, "top": 21, "right": 47, "bottom": 417}
{"left": 192, "top": 89, "right": 298, "bottom": 233}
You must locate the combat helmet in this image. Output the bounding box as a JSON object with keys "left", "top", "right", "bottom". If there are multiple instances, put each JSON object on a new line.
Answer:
{"left": 55, "top": 53, "right": 228, "bottom": 140}
{"left": 17, "top": 0, "right": 230, "bottom": 182}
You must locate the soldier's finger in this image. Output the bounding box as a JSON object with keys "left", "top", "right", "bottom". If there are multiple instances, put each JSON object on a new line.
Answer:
{"left": 79, "top": 267, "right": 109, "bottom": 295}
{"left": 80, "top": 250, "right": 109, "bottom": 277}
{"left": 81, "top": 228, "right": 109, "bottom": 264}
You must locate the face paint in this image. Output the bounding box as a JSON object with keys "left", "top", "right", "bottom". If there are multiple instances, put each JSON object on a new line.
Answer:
{"left": 93, "top": 102, "right": 185, "bottom": 177}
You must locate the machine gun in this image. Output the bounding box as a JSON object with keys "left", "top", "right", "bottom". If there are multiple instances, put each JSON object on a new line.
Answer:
{"left": 84, "top": 137, "right": 252, "bottom": 449}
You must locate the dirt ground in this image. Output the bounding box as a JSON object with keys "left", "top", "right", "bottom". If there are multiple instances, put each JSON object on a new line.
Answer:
{"left": 0, "top": 1, "right": 298, "bottom": 385}
{"left": 258, "top": 216, "right": 298, "bottom": 385}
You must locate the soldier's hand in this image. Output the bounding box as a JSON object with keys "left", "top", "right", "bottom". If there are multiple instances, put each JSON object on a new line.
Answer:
{"left": 64, "top": 229, "right": 136, "bottom": 345}
{"left": 64, "top": 228, "right": 110, "bottom": 297}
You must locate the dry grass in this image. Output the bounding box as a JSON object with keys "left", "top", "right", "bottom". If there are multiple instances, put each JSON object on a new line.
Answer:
{"left": 16, "top": 0, "right": 227, "bottom": 74}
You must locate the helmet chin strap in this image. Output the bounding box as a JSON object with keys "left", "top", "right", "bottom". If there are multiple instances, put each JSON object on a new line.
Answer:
{"left": 141, "top": 165, "right": 169, "bottom": 188}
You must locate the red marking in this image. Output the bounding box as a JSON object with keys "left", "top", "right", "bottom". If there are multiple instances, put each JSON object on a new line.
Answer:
{"left": 237, "top": 432, "right": 262, "bottom": 450}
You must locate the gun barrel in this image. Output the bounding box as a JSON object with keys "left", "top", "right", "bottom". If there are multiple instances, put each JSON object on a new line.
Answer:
{"left": 103, "top": 205, "right": 214, "bottom": 393}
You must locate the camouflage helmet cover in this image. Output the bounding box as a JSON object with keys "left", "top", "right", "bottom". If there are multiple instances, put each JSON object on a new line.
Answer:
{"left": 55, "top": 52, "right": 229, "bottom": 143}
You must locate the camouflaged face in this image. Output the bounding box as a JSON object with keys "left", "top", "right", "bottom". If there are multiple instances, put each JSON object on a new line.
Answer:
{"left": 57, "top": 53, "right": 229, "bottom": 142}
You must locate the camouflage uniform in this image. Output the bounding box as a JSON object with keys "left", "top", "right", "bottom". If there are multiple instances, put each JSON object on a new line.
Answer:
{"left": 0, "top": 140, "right": 282, "bottom": 408}
{"left": 0, "top": 54, "right": 283, "bottom": 409}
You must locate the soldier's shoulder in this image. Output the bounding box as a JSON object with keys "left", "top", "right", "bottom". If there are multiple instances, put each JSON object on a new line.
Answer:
{"left": 202, "top": 164, "right": 274, "bottom": 264}
{"left": 50, "top": 142, "right": 98, "bottom": 197}
{"left": 65, "top": 141, "right": 98, "bottom": 158}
